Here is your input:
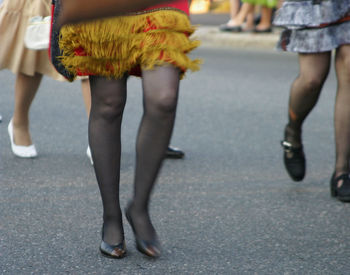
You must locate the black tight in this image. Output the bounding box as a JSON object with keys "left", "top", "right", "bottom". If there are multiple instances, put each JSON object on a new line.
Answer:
{"left": 285, "top": 45, "right": 350, "bottom": 177}
{"left": 89, "top": 66, "right": 180, "bottom": 244}
{"left": 334, "top": 45, "right": 350, "bottom": 175}
{"left": 129, "top": 66, "right": 180, "bottom": 241}
{"left": 89, "top": 75, "right": 127, "bottom": 245}
{"left": 285, "top": 52, "right": 331, "bottom": 146}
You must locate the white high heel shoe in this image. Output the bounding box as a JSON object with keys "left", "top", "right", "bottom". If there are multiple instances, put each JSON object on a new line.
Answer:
{"left": 8, "top": 119, "right": 38, "bottom": 158}
{"left": 86, "top": 146, "right": 93, "bottom": 165}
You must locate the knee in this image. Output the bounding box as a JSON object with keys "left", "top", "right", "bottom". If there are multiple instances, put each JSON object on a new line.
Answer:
{"left": 298, "top": 74, "right": 325, "bottom": 91}
{"left": 94, "top": 96, "right": 126, "bottom": 121}
{"left": 147, "top": 90, "right": 178, "bottom": 115}
{"left": 336, "top": 50, "right": 350, "bottom": 77}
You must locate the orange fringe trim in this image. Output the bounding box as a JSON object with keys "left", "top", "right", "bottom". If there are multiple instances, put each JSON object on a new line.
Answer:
{"left": 59, "top": 10, "right": 201, "bottom": 80}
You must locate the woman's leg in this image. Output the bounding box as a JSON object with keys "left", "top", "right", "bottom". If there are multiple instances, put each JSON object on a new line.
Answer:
{"left": 285, "top": 52, "right": 331, "bottom": 146}
{"left": 229, "top": 0, "right": 241, "bottom": 22}
{"left": 245, "top": 7, "right": 255, "bottom": 31}
{"left": 334, "top": 45, "right": 350, "bottom": 177}
{"left": 127, "top": 65, "right": 180, "bottom": 243}
{"left": 83, "top": 76, "right": 182, "bottom": 164}
{"left": 282, "top": 52, "right": 331, "bottom": 181}
{"left": 12, "top": 72, "right": 42, "bottom": 146}
{"left": 81, "top": 78, "right": 91, "bottom": 117}
{"left": 225, "top": 3, "right": 255, "bottom": 27}
{"left": 89, "top": 75, "right": 127, "bottom": 245}
{"left": 255, "top": 6, "right": 272, "bottom": 31}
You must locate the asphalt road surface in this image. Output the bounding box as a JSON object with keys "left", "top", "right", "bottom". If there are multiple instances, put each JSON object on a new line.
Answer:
{"left": 1, "top": 47, "right": 349, "bottom": 274}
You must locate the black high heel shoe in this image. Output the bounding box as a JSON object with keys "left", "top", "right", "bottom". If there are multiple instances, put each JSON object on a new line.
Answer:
{"left": 330, "top": 172, "right": 350, "bottom": 202}
{"left": 165, "top": 146, "right": 185, "bottom": 159}
{"left": 281, "top": 140, "right": 306, "bottom": 181}
{"left": 100, "top": 225, "right": 127, "bottom": 259}
{"left": 125, "top": 205, "right": 161, "bottom": 258}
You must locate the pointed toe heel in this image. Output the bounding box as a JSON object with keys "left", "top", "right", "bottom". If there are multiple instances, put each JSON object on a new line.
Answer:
{"left": 8, "top": 119, "right": 37, "bottom": 158}
{"left": 100, "top": 225, "right": 126, "bottom": 259}
{"left": 100, "top": 240, "right": 126, "bottom": 259}
{"left": 125, "top": 206, "right": 161, "bottom": 258}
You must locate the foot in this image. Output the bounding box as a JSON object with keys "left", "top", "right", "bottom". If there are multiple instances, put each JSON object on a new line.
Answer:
{"left": 330, "top": 172, "right": 350, "bottom": 202}
{"left": 8, "top": 119, "right": 37, "bottom": 158}
{"left": 219, "top": 20, "right": 242, "bottom": 32}
{"left": 254, "top": 24, "right": 272, "bottom": 33}
{"left": 165, "top": 146, "right": 185, "bottom": 159}
{"left": 100, "top": 221, "right": 126, "bottom": 259}
{"left": 281, "top": 140, "right": 306, "bottom": 182}
{"left": 242, "top": 26, "right": 255, "bottom": 32}
{"left": 125, "top": 203, "right": 161, "bottom": 258}
{"left": 100, "top": 240, "right": 126, "bottom": 259}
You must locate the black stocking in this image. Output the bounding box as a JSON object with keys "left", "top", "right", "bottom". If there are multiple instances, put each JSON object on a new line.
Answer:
{"left": 334, "top": 45, "right": 350, "bottom": 177}
{"left": 89, "top": 75, "right": 127, "bottom": 245}
{"left": 285, "top": 52, "right": 331, "bottom": 146}
{"left": 128, "top": 66, "right": 180, "bottom": 241}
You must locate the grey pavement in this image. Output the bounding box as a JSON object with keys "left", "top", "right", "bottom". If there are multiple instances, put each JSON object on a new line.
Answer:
{"left": 192, "top": 13, "right": 281, "bottom": 49}
{"left": 1, "top": 28, "right": 350, "bottom": 274}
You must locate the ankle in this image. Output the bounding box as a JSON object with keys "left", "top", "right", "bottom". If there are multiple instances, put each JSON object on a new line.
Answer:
{"left": 12, "top": 116, "right": 29, "bottom": 128}
{"left": 11, "top": 122, "right": 33, "bottom": 146}
{"left": 228, "top": 18, "right": 243, "bottom": 26}
{"left": 284, "top": 125, "right": 302, "bottom": 147}
{"left": 334, "top": 168, "right": 349, "bottom": 178}
{"left": 103, "top": 210, "right": 122, "bottom": 223}
{"left": 255, "top": 23, "right": 271, "bottom": 30}
{"left": 127, "top": 201, "right": 148, "bottom": 216}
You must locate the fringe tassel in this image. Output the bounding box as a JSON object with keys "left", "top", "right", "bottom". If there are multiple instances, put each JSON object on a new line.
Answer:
{"left": 59, "top": 10, "right": 201, "bottom": 80}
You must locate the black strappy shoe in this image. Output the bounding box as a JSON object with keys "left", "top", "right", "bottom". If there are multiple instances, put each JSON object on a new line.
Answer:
{"left": 330, "top": 172, "right": 350, "bottom": 202}
{"left": 100, "top": 226, "right": 126, "bottom": 259}
{"left": 281, "top": 140, "right": 306, "bottom": 181}
{"left": 165, "top": 146, "right": 185, "bottom": 159}
{"left": 125, "top": 204, "right": 161, "bottom": 258}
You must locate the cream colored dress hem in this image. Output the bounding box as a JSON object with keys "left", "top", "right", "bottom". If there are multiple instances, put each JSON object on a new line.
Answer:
{"left": 0, "top": 0, "right": 65, "bottom": 81}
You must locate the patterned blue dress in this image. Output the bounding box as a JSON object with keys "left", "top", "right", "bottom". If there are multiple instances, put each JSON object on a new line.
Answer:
{"left": 273, "top": 0, "right": 350, "bottom": 53}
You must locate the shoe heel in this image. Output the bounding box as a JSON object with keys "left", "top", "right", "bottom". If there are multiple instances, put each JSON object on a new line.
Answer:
{"left": 330, "top": 172, "right": 337, "bottom": 197}
{"left": 330, "top": 185, "right": 337, "bottom": 197}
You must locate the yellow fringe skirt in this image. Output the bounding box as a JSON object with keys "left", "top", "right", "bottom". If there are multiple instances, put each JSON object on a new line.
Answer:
{"left": 58, "top": 9, "right": 201, "bottom": 80}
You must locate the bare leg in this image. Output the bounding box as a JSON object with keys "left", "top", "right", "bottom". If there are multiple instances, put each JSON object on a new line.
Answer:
{"left": 334, "top": 45, "right": 350, "bottom": 177}
{"left": 255, "top": 6, "right": 272, "bottom": 31}
{"left": 12, "top": 72, "right": 42, "bottom": 146}
{"left": 226, "top": 3, "right": 255, "bottom": 27}
{"left": 245, "top": 8, "right": 255, "bottom": 30}
{"left": 277, "top": 0, "right": 284, "bottom": 9}
{"left": 81, "top": 78, "right": 91, "bottom": 117}
{"left": 229, "top": 0, "right": 240, "bottom": 21}
{"left": 285, "top": 52, "right": 331, "bottom": 146}
{"left": 89, "top": 75, "right": 127, "bottom": 245}
{"left": 127, "top": 66, "right": 180, "bottom": 243}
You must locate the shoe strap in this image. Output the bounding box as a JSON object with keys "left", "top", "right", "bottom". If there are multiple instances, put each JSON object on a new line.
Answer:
{"left": 334, "top": 173, "right": 350, "bottom": 183}
{"left": 281, "top": 140, "right": 302, "bottom": 153}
